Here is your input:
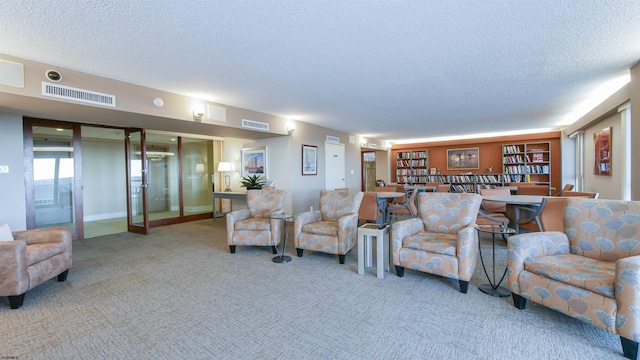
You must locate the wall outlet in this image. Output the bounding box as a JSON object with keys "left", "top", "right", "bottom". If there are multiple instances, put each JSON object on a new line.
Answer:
{"left": 0, "top": 165, "right": 8, "bottom": 173}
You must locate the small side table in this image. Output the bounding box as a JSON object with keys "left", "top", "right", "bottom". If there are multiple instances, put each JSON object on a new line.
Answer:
{"left": 357, "top": 224, "right": 390, "bottom": 278}
{"left": 271, "top": 214, "right": 293, "bottom": 264}
{"left": 477, "top": 224, "right": 516, "bottom": 297}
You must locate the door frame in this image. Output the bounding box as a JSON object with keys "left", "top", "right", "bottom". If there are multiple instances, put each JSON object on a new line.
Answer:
{"left": 125, "top": 128, "right": 149, "bottom": 234}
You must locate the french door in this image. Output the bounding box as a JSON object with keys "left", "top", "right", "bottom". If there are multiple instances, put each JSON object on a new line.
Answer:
{"left": 125, "top": 128, "right": 149, "bottom": 234}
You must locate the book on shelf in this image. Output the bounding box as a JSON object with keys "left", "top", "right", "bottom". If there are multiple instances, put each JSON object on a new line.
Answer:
{"left": 532, "top": 153, "right": 544, "bottom": 162}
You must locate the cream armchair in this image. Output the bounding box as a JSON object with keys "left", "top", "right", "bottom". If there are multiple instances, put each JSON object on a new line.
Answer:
{"left": 507, "top": 198, "right": 640, "bottom": 359}
{"left": 0, "top": 227, "right": 72, "bottom": 309}
{"left": 391, "top": 192, "right": 482, "bottom": 293}
{"left": 294, "top": 190, "right": 363, "bottom": 264}
{"left": 226, "top": 189, "right": 286, "bottom": 254}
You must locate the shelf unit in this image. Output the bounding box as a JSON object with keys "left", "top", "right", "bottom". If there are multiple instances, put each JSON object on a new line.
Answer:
{"left": 502, "top": 142, "right": 551, "bottom": 191}
{"left": 425, "top": 174, "right": 505, "bottom": 193}
{"left": 395, "top": 150, "right": 429, "bottom": 185}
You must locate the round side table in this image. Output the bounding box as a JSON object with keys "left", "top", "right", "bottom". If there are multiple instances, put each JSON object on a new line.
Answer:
{"left": 476, "top": 224, "right": 516, "bottom": 297}
{"left": 271, "top": 214, "right": 293, "bottom": 263}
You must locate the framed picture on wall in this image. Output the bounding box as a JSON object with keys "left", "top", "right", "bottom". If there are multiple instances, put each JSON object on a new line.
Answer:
{"left": 241, "top": 146, "right": 268, "bottom": 179}
{"left": 446, "top": 148, "right": 479, "bottom": 170}
{"left": 594, "top": 127, "right": 611, "bottom": 176}
{"left": 302, "top": 144, "right": 317, "bottom": 175}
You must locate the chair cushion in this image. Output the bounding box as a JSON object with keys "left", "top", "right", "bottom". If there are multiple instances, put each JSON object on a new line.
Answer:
{"left": 26, "top": 242, "right": 65, "bottom": 265}
{"left": 302, "top": 221, "right": 338, "bottom": 237}
{"left": 0, "top": 223, "right": 14, "bottom": 241}
{"left": 524, "top": 253, "right": 615, "bottom": 298}
{"left": 402, "top": 232, "right": 458, "bottom": 257}
{"left": 234, "top": 218, "right": 271, "bottom": 231}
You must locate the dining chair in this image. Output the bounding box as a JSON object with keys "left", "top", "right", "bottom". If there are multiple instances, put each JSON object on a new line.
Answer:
{"left": 516, "top": 185, "right": 549, "bottom": 196}
{"left": 515, "top": 197, "right": 566, "bottom": 232}
{"left": 477, "top": 188, "right": 511, "bottom": 230}
{"left": 561, "top": 191, "right": 599, "bottom": 198}
{"left": 554, "top": 184, "right": 574, "bottom": 196}
{"left": 358, "top": 192, "right": 382, "bottom": 224}
{"left": 387, "top": 188, "right": 418, "bottom": 222}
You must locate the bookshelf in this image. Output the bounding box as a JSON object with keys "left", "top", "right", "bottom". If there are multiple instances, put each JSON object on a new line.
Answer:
{"left": 425, "top": 174, "right": 505, "bottom": 193}
{"left": 395, "top": 150, "right": 429, "bottom": 185}
{"left": 502, "top": 142, "right": 551, "bottom": 193}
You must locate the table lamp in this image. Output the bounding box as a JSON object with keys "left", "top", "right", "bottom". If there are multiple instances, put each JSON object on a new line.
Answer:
{"left": 217, "top": 162, "right": 235, "bottom": 192}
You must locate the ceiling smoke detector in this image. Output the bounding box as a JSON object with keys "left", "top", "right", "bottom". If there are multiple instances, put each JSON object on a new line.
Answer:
{"left": 45, "top": 69, "right": 62, "bottom": 82}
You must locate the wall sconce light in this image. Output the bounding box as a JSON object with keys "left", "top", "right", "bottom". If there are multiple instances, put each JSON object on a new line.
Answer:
{"left": 193, "top": 104, "right": 205, "bottom": 120}
{"left": 217, "top": 162, "right": 235, "bottom": 192}
{"left": 286, "top": 122, "right": 296, "bottom": 135}
{"left": 195, "top": 163, "right": 205, "bottom": 175}
{"left": 360, "top": 137, "right": 367, "bottom": 147}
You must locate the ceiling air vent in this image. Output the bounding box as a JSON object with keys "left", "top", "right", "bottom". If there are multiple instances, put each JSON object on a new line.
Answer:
{"left": 242, "top": 119, "right": 269, "bottom": 131}
{"left": 42, "top": 82, "right": 116, "bottom": 107}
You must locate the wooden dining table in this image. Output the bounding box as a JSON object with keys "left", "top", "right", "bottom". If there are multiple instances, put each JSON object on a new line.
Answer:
{"left": 481, "top": 195, "right": 546, "bottom": 234}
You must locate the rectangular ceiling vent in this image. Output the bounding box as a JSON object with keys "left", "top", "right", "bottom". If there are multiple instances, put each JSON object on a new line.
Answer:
{"left": 326, "top": 135, "right": 340, "bottom": 143}
{"left": 242, "top": 119, "right": 269, "bottom": 131}
{"left": 42, "top": 82, "right": 116, "bottom": 107}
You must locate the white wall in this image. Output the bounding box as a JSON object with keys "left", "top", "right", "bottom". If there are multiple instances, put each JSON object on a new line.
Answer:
{"left": 0, "top": 113, "right": 27, "bottom": 230}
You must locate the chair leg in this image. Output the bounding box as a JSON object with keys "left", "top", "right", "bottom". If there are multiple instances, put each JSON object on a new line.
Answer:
{"left": 229, "top": 245, "right": 236, "bottom": 253}
{"left": 621, "top": 336, "right": 639, "bottom": 360}
{"left": 271, "top": 246, "right": 278, "bottom": 254}
{"left": 512, "top": 293, "right": 527, "bottom": 309}
{"left": 459, "top": 280, "right": 469, "bottom": 294}
{"left": 8, "top": 293, "right": 25, "bottom": 309}
{"left": 395, "top": 266, "right": 404, "bottom": 277}
{"left": 296, "top": 248, "right": 303, "bottom": 257}
{"left": 57, "top": 269, "right": 69, "bottom": 281}
{"left": 339, "top": 254, "right": 345, "bottom": 264}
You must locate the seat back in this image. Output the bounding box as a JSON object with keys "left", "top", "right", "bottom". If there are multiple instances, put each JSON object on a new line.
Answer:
{"left": 479, "top": 188, "right": 510, "bottom": 213}
{"left": 555, "top": 183, "right": 574, "bottom": 196}
{"left": 561, "top": 191, "right": 599, "bottom": 198}
{"left": 435, "top": 184, "right": 451, "bottom": 192}
{"left": 358, "top": 192, "right": 379, "bottom": 222}
{"left": 319, "top": 190, "right": 364, "bottom": 221}
{"left": 517, "top": 185, "right": 549, "bottom": 196}
{"left": 564, "top": 198, "right": 640, "bottom": 261}
{"left": 247, "top": 189, "right": 286, "bottom": 218}
{"left": 417, "top": 192, "right": 482, "bottom": 234}
{"left": 538, "top": 197, "right": 566, "bottom": 231}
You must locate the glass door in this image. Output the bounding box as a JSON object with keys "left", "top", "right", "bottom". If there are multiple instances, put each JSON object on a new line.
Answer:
{"left": 25, "top": 119, "right": 83, "bottom": 239}
{"left": 126, "top": 129, "right": 149, "bottom": 234}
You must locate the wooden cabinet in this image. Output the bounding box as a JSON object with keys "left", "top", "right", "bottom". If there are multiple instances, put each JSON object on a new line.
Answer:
{"left": 395, "top": 150, "right": 429, "bottom": 185}
{"left": 502, "top": 142, "right": 551, "bottom": 192}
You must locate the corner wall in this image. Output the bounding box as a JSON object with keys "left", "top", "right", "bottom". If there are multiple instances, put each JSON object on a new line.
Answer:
{"left": 0, "top": 113, "right": 27, "bottom": 230}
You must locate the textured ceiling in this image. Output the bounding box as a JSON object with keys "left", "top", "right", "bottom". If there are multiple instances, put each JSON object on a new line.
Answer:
{"left": 1, "top": 1, "right": 639, "bottom": 142}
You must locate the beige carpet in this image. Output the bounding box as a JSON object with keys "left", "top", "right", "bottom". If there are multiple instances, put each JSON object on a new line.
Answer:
{"left": 0, "top": 219, "right": 623, "bottom": 359}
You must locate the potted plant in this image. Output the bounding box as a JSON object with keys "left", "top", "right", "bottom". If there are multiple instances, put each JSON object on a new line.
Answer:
{"left": 240, "top": 174, "right": 267, "bottom": 190}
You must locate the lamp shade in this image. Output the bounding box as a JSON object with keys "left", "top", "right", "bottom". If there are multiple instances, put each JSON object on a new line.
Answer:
{"left": 195, "top": 163, "right": 205, "bottom": 174}
{"left": 217, "top": 162, "right": 234, "bottom": 172}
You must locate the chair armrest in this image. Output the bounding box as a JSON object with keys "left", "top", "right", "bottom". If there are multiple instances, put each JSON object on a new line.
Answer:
{"left": 456, "top": 226, "right": 479, "bottom": 281}
{"left": 615, "top": 255, "right": 640, "bottom": 339}
{"left": 13, "top": 227, "right": 71, "bottom": 247}
{"left": 226, "top": 209, "right": 250, "bottom": 243}
{"left": 336, "top": 213, "right": 359, "bottom": 253}
{"left": 507, "top": 232, "right": 569, "bottom": 294}
{"left": 0, "top": 240, "right": 29, "bottom": 295}
{"left": 512, "top": 205, "right": 539, "bottom": 224}
{"left": 390, "top": 218, "right": 425, "bottom": 265}
{"left": 294, "top": 210, "right": 322, "bottom": 239}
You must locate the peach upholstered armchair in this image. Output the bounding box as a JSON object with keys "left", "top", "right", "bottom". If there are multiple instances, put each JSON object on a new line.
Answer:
{"left": 226, "top": 189, "right": 286, "bottom": 254}
{"left": 0, "top": 226, "right": 72, "bottom": 309}
{"left": 507, "top": 198, "right": 640, "bottom": 359}
{"left": 294, "top": 189, "right": 363, "bottom": 264}
{"left": 391, "top": 192, "right": 482, "bottom": 293}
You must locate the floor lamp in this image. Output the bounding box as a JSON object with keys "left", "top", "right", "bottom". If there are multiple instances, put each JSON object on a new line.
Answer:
{"left": 217, "top": 162, "right": 234, "bottom": 192}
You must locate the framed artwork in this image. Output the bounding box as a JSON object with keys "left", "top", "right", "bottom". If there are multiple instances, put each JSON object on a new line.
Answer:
{"left": 447, "top": 148, "right": 479, "bottom": 170}
{"left": 241, "top": 146, "right": 268, "bottom": 179}
{"left": 594, "top": 127, "right": 611, "bottom": 176}
{"left": 302, "top": 144, "right": 317, "bottom": 175}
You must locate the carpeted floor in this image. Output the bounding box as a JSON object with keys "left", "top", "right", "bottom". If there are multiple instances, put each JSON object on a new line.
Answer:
{"left": 0, "top": 219, "right": 624, "bottom": 359}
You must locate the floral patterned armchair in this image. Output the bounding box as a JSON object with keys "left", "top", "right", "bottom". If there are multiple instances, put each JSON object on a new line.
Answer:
{"left": 294, "top": 190, "right": 363, "bottom": 264}
{"left": 391, "top": 192, "right": 482, "bottom": 293}
{"left": 507, "top": 198, "right": 640, "bottom": 359}
{"left": 226, "top": 189, "right": 286, "bottom": 254}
